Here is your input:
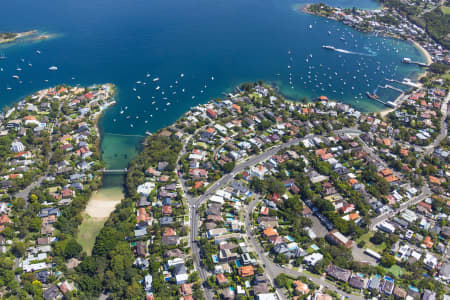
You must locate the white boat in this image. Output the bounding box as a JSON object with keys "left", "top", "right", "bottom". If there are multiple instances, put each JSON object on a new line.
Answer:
{"left": 133, "top": 88, "right": 136, "bottom": 92}
{"left": 309, "top": 24, "right": 312, "bottom": 29}
{"left": 12, "top": 75, "right": 20, "bottom": 79}
{"left": 156, "top": 86, "right": 160, "bottom": 90}
{"left": 211, "top": 76, "right": 214, "bottom": 80}
{"left": 146, "top": 73, "right": 150, "bottom": 78}
{"left": 137, "top": 96, "right": 141, "bottom": 100}
{"left": 153, "top": 77, "right": 159, "bottom": 82}
{"left": 16, "top": 68, "right": 22, "bottom": 71}
{"left": 36, "top": 50, "right": 41, "bottom": 54}
{"left": 180, "top": 73, "right": 184, "bottom": 77}
{"left": 49, "top": 66, "right": 58, "bottom": 71}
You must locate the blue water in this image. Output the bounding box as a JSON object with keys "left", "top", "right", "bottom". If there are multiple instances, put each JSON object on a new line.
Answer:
{"left": 0, "top": 0, "right": 427, "bottom": 169}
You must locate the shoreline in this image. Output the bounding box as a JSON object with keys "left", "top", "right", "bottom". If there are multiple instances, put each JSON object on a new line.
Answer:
{"left": 0, "top": 30, "right": 37, "bottom": 44}
{"left": 408, "top": 38, "right": 433, "bottom": 81}
{"left": 409, "top": 38, "right": 433, "bottom": 66}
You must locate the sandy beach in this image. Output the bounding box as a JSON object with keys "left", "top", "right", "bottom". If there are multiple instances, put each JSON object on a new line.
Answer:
{"left": 409, "top": 39, "right": 433, "bottom": 65}
{"left": 84, "top": 186, "right": 123, "bottom": 218}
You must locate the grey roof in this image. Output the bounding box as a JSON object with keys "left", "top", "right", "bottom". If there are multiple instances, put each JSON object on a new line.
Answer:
{"left": 368, "top": 276, "right": 381, "bottom": 290}
{"left": 422, "top": 289, "right": 436, "bottom": 300}
{"left": 43, "top": 285, "right": 61, "bottom": 300}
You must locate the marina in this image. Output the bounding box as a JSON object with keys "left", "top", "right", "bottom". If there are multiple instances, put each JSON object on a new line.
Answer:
{"left": 0, "top": 0, "right": 429, "bottom": 171}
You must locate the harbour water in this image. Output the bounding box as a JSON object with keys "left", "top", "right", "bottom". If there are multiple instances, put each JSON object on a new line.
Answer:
{"left": 0, "top": 0, "right": 427, "bottom": 168}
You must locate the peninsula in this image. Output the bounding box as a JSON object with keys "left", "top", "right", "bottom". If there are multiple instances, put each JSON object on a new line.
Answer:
{"left": 0, "top": 30, "right": 37, "bottom": 44}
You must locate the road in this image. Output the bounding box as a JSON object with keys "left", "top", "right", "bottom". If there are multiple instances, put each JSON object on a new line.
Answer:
{"left": 14, "top": 104, "right": 61, "bottom": 203}
{"left": 184, "top": 118, "right": 447, "bottom": 298}
{"left": 184, "top": 128, "right": 363, "bottom": 299}
{"left": 244, "top": 197, "right": 363, "bottom": 300}
{"left": 417, "top": 90, "right": 449, "bottom": 165}
{"left": 371, "top": 92, "right": 449, "bottom": 230}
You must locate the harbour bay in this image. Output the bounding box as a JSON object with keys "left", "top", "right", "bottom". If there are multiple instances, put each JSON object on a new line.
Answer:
{"left": 0, "top": 0, "right": 427, "bottom": 170}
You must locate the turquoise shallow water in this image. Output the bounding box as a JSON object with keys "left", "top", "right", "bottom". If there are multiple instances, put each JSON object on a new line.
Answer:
{"left": 0, "top": 0, "right": 426, "bottom": 168}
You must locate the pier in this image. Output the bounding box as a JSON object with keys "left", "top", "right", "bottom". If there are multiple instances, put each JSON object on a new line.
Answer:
{"left": 402, "top": 57, "right": 429, "bottom": 67}
{"left": 377, "top": 84, "right": 404, "bottom": 93}
{"left": 385, "top": 78, "right": 420, "bottom": 88}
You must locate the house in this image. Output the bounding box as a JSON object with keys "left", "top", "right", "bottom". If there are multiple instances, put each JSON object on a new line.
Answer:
{"left": 423, "top": 253, "right": 438, "bottom": 269}
{"left": 293, "top": 280, "right": 310, "bottom": 295}
{"left": 221, "top": 287, "right": 235, "bottom": 300}
{"left": 303, "top": 253, "right": 323, "bottom": 266}
{"left": 325, "top": 264, "right": 351, "bottom": 282}
{"left": 256, "top": 293, "right": 277, "bottom": 300}
{"left": 381, "top": 278, "right": 395, "bottom": 295}
{"left": 378, "top": 222, "right": 396, "bottom": 233}
{"left": 263, "top": 227, "right": 278, "bottom": 238}
{"left": 136, "top": 241, "right": 147, "bottom": 257}
{"left": 238, "top": 265, "right": 254, "bottom": 277}
{"left": 326, "top": 230, "right": 353, "bottom": 248}
{"left": 43, "top": 285, "right": 62, "bottom": 300}
{"left": 162, "top": 235, "right": 179, "bottom": 246}
{"left": 439, "top": 262, "right": 450, "bottom": 281}
{"left": 368, "top": 275, "right": 381, "bottom": 290}
{"left": 393, "top": 286, "right": 407, "bottom": 299}
{"left": 216, "top": 273, "right": 228, "bottom": 285}
{"left": 206, "top": 108, "right": 217, "bottom": 119}
{"left": 180, "top": 283, "right": 193, "bottom": 296}
{"left": 144, "top": 274, "right": 152, "bottom": 292}
{"left": 422, "top": 289, "right": 436, "bottom": 300}
{"left": 348, "top": 276, "right": 365, "bottom": 290}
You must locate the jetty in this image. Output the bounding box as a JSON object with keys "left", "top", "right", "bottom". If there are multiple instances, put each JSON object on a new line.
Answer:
{"left": 402, "top": 57, "right": 429, "bottom": 67}
{"left": 377, "top": 84, "right": 404, "bottom": 93}
{"left": 385, "top": 78, "right": 420, "bottom": 88}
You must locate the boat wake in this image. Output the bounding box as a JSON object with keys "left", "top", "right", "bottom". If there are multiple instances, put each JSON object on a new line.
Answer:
{"left": 334, "top": 47, "right": 376, "bottom": 57}
{"left": 322, "top": 45, "right": 376, "bottom": 57}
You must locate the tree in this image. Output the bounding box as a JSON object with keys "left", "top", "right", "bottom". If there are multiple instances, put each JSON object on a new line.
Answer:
{"left": 371, "top": 231, "right": 385, "bottom": 245}
{"left": 11, "top": 242, "right": 26, "bottom": 257}
{"left": 380, "top": 254, "right": 396, "bottom": 268}
{"left": 64, "top": 239, "right": 82, "bottom": 259}
{"left": 223, "top": 161, "right": 235, "bottom": 173}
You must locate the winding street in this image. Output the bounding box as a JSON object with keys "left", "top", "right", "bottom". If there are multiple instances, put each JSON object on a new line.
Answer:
{"left": 185, "top": 128, "right": 363, "bottom": 299}
{"left": 183, "top": 108, "right": 448, "bottom": 299}
{"left": 244, "top": 197, "right": 363, "bottom": 300}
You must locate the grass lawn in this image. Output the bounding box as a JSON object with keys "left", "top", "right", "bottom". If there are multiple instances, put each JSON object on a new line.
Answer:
{"left": 357, "top": 232, "right": 386, "bottom": 252}
{"left": 441, "top": 6, "right": 450, "bottom": 15}
{"left": 442, "top": 73, "right": 450, "bottom": 81}
{"left": 77, "top": 213, "right": 107, "bottom": 255}
{"left": 385, "top": 264, "right": 406, "bottom": 277}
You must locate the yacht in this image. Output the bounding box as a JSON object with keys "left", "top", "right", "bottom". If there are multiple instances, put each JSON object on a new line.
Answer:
{"left": 366, "top": 91, "right": 379, "bottom": 99}
{"left": 49, "top": 66, "right": 58, "bottom": 71}
{"left": 322, "top": 45, "right": 335, "bottom": 50}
